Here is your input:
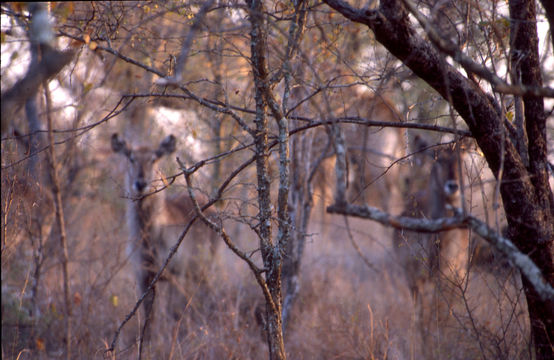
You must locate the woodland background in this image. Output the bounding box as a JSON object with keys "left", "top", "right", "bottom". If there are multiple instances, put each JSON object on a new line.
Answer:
{"left": 1, "top": 1, "right": 553, "bottom": 359}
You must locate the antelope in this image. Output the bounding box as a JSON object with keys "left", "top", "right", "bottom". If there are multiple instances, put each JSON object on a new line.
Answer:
{"left": 111, "top": 133, "right": 217, "bottom": 347}
{"left": 393, "top": 138, "right": 469, "bottom": 353}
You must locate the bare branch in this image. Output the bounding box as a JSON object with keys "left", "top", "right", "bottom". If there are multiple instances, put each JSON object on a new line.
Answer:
{"left": 180, "top": 159, "right": 276, "bottom": 309}
{"left": 112, "top": 91, "right": 473, "bottom": 137}
{"left": 1, "top": 47, "right": 75, "bottom": 135}
{"left": 401, "top": 0, "right": 554, "bottom": 98}
{"left": 156, "top": 0, "right": 216, "bottom": 86}
{"left": 327, "top": 202, "right": 554, "bottom": 300}
{"left": 107, "top": 211, "right": 197, "bottom": 354}
{"left": 2, "top": 96, "right": 133, "bottom": 170}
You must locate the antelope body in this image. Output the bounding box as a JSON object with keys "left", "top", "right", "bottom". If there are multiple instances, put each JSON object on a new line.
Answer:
{"left": 393, "top": 140, "right": 469, "bottom": 353}
{"left": 111, "top": 133, "right": 217, "bottom": 345}
{"left": 343, "top": 94, "right": 405, "bottom": 213}
{"left": 311, "top": 92, "right": 405, "bottom": 214}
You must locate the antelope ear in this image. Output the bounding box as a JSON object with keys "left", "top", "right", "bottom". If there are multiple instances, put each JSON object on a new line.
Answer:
{"left": 111, "top": 133, "right": 130, "bottom": 156}
{"left": 156, "top": 134, "right": 176, "bottom": 158}
{"left": 413, "top": 135, "right": 429, "bottom": 153}
{"left": 412, "top": 135, "right": 432, "bottom": 164}
{"left": 458, "top": 136, "right": 474, "bottom": 153}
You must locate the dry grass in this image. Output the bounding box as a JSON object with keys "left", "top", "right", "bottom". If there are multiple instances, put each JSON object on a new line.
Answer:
{"left": 1, "top": 162, "right": 530, "bottom": 360}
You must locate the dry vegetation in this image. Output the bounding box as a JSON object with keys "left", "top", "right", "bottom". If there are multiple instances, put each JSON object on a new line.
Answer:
{"left": 2, "top": 1, "right": 552, "bottom": 359}
{"left": 1, "top": 153, "right": 531, "bottom": 359}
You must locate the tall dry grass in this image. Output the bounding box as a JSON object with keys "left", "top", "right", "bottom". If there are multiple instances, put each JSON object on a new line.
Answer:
{"left": 2, "top": 149, "right": 530, "bottom": 360}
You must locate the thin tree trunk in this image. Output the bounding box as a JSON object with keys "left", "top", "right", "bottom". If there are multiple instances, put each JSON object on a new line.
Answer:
{"left": 247, "top": 0, "right": 287, "bottom": 357}
{"left": 44, "top": 82, "right": 72, "bottom": 360}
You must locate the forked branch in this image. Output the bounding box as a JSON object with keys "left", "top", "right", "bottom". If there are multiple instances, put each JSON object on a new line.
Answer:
{"left": 179, "top": 159, "right": 278, "bottom": 315}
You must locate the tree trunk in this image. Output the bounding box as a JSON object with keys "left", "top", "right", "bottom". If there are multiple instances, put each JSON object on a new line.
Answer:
{"left": 508, "top": 1, "right": 554, "bottom": 357}
{"left": 247, "top": 0, "right": 287, "bottom": 358}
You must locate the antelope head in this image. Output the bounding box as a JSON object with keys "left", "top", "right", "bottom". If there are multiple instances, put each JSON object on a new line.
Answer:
{"left": 111, "top": 133, "right": 177, "bottom": 197}
{"left": 430, "top": 145, "right": 463, "bottom": 207}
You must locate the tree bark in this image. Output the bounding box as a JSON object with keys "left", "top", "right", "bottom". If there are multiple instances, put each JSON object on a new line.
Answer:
{"left": 509, "top": 1, "right": 554, "bottom": 356}
{"left": 247, "top": 0, "right": 287, "bottom": 358}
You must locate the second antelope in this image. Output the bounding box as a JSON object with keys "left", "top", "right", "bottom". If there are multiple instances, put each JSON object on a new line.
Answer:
{"left": 111, "top": 133, "right": 217, "bottom": 348}
{"left": 393, "top": 138, "right": 469, "bottom": 352}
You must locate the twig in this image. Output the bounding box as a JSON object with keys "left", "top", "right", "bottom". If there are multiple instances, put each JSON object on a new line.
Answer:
{"left": 156, "top": 0, "right": 215, "bottom": 86}
{"left": 342, "top": 216, "right": 379, "bottom": 273}
{"left": 180, "top": 159, "right": 275, "bottom": 310}
{"left": 2, "top": 96, "right": 133, "bottom": 170}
